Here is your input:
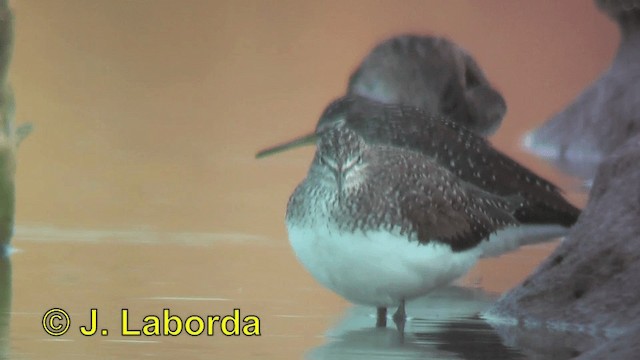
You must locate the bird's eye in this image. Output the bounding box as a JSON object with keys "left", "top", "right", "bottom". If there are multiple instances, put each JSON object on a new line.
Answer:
{"left": 318, "top": 156, "right": 325, "bottom": 165}
{"left": 357, "top": 155, "right": 363, "bottom": 164}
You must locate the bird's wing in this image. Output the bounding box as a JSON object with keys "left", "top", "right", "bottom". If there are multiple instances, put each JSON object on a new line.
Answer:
{"left": 368, "top": 146, "right": 521, "bottom": 252}
{"left": 338, "top": 96, "right": 580, "bottom": 226}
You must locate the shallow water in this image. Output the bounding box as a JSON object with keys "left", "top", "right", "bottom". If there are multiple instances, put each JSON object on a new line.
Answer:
{"left": 0, "top": 233, "right": 568, "bottom": 360}
{"left": 2, "top": 0, "right": 617, "bottom": 359}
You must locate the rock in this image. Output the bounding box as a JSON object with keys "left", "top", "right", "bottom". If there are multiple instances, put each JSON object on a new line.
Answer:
{"left": 511, "top": 2, "right": 640, "bottom": 356}
{"left": 348, "top": 35, "right": 507, "bottom": 136}
{"left": 486, "top": 133, "right": 640, "bottom": 358}
{"left": 524, "top": 1, "right": 640, "bottom": 181}
{"left": 579, "top": 324, "right": 640, "bottom": 359}
{"left": 595, "top": 0, "right": 640, "bottom": 21}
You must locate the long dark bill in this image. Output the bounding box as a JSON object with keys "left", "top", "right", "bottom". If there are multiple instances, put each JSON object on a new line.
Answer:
{"left": 255, "top": 132, "right": 318, "bottom": 159}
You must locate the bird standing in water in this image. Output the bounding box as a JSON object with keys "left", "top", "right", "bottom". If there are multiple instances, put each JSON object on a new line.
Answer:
{"left": 285, "top": 121, "right": 523, "bottom": 331}
{"left": 257, "top": 96, "right": 580, "bottom": 330}
{"left": 257, "top": 34, "right": 578, "bottom": 331}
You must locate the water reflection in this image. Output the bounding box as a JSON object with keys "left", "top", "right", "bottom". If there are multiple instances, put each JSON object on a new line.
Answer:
{"left": 0, "top": 256, "right": 10, "bottom": 359}
{"left": 309, "top": 286, "right": 525, "bottom": 360}
{"left": 415, "top": 316, "right": 525, "bottom": 360}
{"left": 310, "top": 285, "right": 602, "bottom": 359}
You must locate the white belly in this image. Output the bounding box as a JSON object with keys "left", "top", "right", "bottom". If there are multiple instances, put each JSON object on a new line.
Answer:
{"left": 287, "top": 223, "right": 481, "bottom": 307}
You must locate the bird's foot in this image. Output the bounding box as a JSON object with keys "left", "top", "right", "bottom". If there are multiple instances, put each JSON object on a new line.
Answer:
{"left": 376, "top": 307, "right": 387, "bottom": 328}
{"left": 393, "top": 299, "right": 406, "bottom": 340}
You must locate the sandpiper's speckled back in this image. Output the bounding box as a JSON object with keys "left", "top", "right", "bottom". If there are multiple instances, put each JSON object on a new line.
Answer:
{"left": 312, "top": 96, "right": 580, "bottom": 228}
{"left": 286, "top": 123, "right": 522, "bottom": 251}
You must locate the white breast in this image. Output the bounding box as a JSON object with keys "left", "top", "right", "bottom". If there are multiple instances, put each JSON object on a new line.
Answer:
{"left": 286, "top": 222, "right": 481, "bottom": 307}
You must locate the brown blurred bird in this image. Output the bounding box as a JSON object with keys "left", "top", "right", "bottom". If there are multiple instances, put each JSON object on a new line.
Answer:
{"left": 348, "top": 35, "right": 507, "bottom": 136}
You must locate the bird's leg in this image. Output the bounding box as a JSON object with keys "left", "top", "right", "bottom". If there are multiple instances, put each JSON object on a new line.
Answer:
{"left": 393, "top": 299, "right": 406, "bottom": 336}
{"left": 376, "top": 307, "right": 387, "bottom": 327}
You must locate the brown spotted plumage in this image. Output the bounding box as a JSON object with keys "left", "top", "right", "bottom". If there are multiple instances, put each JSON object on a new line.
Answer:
{"left": 286, "top": 123, "right": 523, "bottom": 252}
{"left": 314, "top": 96, "right": 580, "bottom": 227}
